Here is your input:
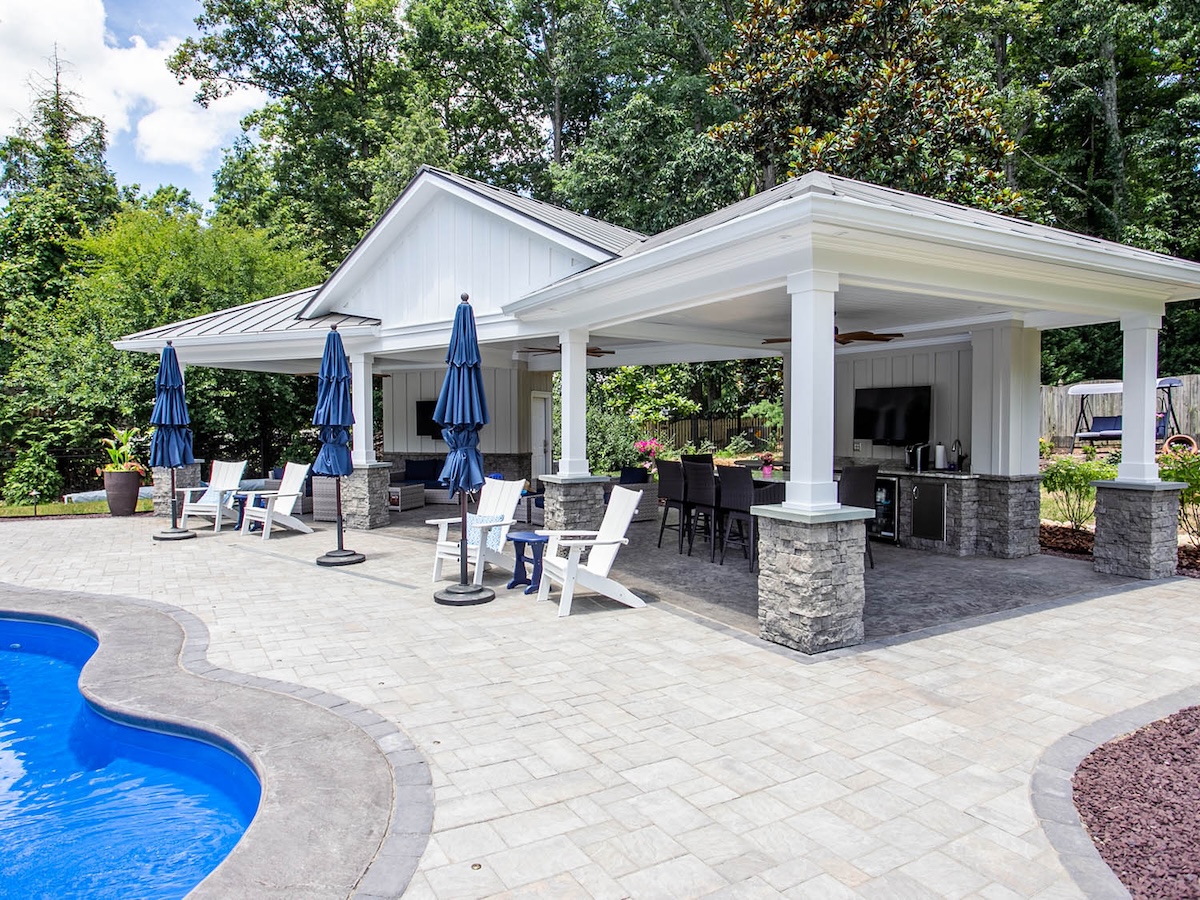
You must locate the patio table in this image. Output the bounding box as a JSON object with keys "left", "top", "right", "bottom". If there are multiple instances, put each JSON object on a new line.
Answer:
{"left": 506, "top": 531, "right": 548, "bottom": 595}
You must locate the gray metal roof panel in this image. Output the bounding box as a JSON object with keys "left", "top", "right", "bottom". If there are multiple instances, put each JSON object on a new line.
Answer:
{"left": 122, "top": 287, "right": 379, "bottom": 342}
{"left": 422, "top": 167, "right": 645, "bottom": 255}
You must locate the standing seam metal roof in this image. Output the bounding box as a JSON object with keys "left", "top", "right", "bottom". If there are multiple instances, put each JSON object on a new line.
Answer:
{"left": 120, "top": 287, "right": 379, "bottom": 342}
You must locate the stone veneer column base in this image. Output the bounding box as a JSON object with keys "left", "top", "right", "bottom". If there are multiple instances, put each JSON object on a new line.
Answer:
{"left": 754, "top": 505, "right": 871, "bottom": 654}
{"left": 343, "top": 463, "right": 392, "bottom": 530}
{"left": 152, "top": 462, "right": 202, "bottom": 517}
{"left": 974, "top": 474, "right": 1042, "bottom": 558}
{"left": 540, "top": 475, "right": 609, "bottom": 532}
{"left": 1093, "top": 480, "right": 1183, "bottom": 579}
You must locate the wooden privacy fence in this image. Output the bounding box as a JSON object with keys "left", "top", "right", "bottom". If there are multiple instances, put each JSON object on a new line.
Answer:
{"left": 1042, "top": 376, "right": 1200, "bottom": 444}
{"left": 647, "top": 416, "right": 780, "bottom": 452}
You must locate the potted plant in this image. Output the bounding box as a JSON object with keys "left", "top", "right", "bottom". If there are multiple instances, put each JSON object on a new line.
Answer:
{"left": 758, "top": 451, "right": 775, "bottom": 479}
{"left": 97, "top": 426, "right": 147, "bottom": 516}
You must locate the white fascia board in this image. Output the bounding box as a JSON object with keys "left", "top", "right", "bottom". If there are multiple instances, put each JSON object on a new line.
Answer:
{"left": 599, "top": 321, "right": 778, "bottom": 351}
{"left": 503, "top": 194, "right": 818, "bottom": 319}
{"left": 812, "top": 194, "right": 1200, "bottom": 295}
{"left": 113, "top": 325, "right": 378, "bottom": 359}
{"left": 373, "top": 311, "right": 555, "bottom": 355}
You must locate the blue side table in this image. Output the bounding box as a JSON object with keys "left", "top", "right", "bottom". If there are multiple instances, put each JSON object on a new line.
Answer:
{"left": 507, "top": 531, "right": 549, "bottom": 595}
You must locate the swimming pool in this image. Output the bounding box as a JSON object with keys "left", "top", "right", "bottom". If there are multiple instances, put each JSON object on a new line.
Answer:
{"left": 1, "top": 617, "right": 261, "bottom": 899}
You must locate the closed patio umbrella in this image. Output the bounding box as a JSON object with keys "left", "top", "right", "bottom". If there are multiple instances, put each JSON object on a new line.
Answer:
{"left": 149, "top": 342, "right": 196, "bottom": 541}
{"left": 434, "top": 294, "right": 494, "bottom": 605}
{"left": 313, "top": 326, "right": 365, "bottom": 566}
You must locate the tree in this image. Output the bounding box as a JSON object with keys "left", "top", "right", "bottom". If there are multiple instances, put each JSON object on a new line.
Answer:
{"left": 3, "top": 200, "right": 325, "bottom": 485}
{"left": 171, "top": 0, "right": 420, "bottom": 265}
{"left": 708, "top": 0, "right": 1023, "bottom": 213}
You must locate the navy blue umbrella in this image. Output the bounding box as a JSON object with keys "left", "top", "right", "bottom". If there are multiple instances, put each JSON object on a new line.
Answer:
{"left": 313, "top": 327, "right": 364, "bottom": 566}
{"left": 433, "top": 294, "right": 494, "bottom": 605}
{"left": 149, "top": 342, "right": 196, "bottom": 541}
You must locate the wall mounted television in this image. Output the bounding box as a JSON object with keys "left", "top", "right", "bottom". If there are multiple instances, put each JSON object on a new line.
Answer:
{"left": 852, "top": 385, "right": 932, "bottom": 446}
{"left": 415, "top": 400, "right": 441, "bottom": 438}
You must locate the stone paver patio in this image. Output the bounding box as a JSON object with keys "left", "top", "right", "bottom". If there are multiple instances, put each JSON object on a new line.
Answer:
{"left": 3, "top": 513, "right": 1198, "bottom": 898}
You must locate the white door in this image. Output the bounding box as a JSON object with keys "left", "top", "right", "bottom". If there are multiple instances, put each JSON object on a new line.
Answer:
{"left": 531, "top": 392, "right": 553, "bottom": 484}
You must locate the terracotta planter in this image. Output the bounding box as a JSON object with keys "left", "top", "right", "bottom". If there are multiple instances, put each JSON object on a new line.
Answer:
{"left": 103, "top": 470, "right": 143, "bottom": 516}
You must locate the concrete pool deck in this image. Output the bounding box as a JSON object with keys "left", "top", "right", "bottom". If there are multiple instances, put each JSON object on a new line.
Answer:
{"left": 2, "top": 514, "right": 1199, "bottom": 897}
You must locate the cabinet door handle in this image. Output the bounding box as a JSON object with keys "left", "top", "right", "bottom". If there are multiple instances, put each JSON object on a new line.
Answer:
{"left": 912, "top": 485, "right": 919, "bottom": 498}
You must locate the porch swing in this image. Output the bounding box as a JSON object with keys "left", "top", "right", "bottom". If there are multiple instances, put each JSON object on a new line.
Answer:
{"left": 1067, "top": 377, "right": 1195, "bottom": 451}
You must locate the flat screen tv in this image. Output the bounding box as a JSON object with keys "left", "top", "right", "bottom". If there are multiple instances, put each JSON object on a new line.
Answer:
{"left": 852, "top": 385, "right": 932, "bottom": 446}
{"left": 415, "top": 400, "right": 440, "bottom": 438}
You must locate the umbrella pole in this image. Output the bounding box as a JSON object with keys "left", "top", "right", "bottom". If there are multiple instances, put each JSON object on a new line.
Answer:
{"left": 153, "top": 467, "right": 196, "bottom": 541}
{"left": 316, "top": 477, "right": 365, "bottom": 567}
{"left": 435, "top": 487, "right": 495, "bottom": 606}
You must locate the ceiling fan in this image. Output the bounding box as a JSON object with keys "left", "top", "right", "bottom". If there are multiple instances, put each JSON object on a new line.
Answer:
{"left": 762, "top": 327, "right": 904, "bottom": 346}
{"left": 519, "top": 344, "right": 616, "bottom": 357}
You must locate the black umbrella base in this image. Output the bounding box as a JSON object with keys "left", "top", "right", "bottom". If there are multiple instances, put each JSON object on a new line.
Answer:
{"left": 153, "top": 527, "right": 197, "bottom": 542}
{"left": 316, "top": 548, "right": 366, "bottom": 567}
{"left": 435, "top": 583, "right": 496, "bottom": 606}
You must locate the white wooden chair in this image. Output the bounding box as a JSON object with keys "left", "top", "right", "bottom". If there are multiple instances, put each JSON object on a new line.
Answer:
{"left": 178, "top": 460, "right": 247, "bottom": 532}
{"left": 428, "top": 477, "right": 525, "bottom": 585}
{"left": 536, "top": 485, "right": 646, "bottom": 617}
{"left": 239, "top": 462, "right": 314, "bottom": 540}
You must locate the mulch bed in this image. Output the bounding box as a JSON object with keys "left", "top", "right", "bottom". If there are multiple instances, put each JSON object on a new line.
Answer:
{"left": 1040, "top": 524, "right": 1200, "bottom": 577}
{"left": 1074, "top": 706, "right": 1200, "bottom": 899}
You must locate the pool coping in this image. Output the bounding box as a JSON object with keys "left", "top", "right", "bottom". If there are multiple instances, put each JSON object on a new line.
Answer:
{"left": 0, "top": 582, "right": 432, "bottom": 899}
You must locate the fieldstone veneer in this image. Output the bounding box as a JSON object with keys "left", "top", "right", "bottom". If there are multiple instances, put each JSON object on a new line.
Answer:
{"left": 342, "top": 462, "right": 391, "bottom": 530}
{"left": 1093, "top": 480, "right": 1183, "bottom": 579}
{"left": 151, "top": 462, "right": 202, "bottom": 517}
{"left": 541, "top": 475, "right": 609, "bottom": 532}
{"left": 756, "top": 508, "right": 870, "bottom": 653}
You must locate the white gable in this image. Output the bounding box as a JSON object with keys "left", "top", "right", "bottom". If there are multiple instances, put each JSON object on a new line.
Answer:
{"left": 326, "top": 192, "right": 602, "bottom": 324}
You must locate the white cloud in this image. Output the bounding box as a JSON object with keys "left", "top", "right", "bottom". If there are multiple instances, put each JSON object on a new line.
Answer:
{"left": 0, "top": 0, "right": 263, "bottom": 171}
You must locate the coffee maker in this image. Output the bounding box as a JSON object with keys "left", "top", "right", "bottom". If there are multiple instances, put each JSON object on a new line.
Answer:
{"left": 905, "top": 442, "right": 930, "bottom": 471}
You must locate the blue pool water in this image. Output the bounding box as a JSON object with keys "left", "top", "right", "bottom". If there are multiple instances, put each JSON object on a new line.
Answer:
{"left": 0, "top": 617, "right": 261, "bottom": 899}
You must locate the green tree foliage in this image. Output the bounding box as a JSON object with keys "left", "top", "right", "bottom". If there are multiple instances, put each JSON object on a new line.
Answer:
{"left": 3, "top": 199, "right": 325, "bottom": 485}
{"left": 2, "top": 441, "right": 63, "bottom": 506}
{"left": 171, "top": 0, "right": 427, "bottom": 265}
{"left": 708, "top": 0, "right": 1023, "bottom": 212}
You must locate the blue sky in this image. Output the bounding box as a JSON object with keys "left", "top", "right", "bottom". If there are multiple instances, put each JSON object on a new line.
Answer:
{"left": 0, "top": 0, "right": 264, "bottom": 207}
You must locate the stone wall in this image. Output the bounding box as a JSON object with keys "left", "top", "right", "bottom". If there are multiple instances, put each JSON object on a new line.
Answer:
{"left": 1093, "top": 482, "right": 1182, "bottom": 579}
{"left": 151, "top": 462, "right": 202, "bottom": 517}
{"left": 342, "top": 463, "right": 391, "bottom": 530}
{"left": 757, "top": 515, "right": 866, "bottom": 653}
{"left": 975, "top": 474, "right": 1041, "bottom": 558}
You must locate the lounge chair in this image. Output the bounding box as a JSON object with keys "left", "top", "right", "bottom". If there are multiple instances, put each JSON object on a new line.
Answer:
{"left": 239, "top": 462, "right": 314, "bottom": 540}
{"left": 178, "top": 460, "right": 247, "bottom": 532}
{"left": 536, "top": 485, "right": 646, "bottom": 617}
{"left": 428, "top": 477, "right": 525, "bottom": 585}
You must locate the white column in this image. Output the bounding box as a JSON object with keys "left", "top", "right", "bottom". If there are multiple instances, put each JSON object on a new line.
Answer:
{"left": 348, "top": 351, "right": 376, "bottom": 465}
{"left": 783, "top": 270, "right": 839, "bottom": 512}
{"left": 780, "top": 349, "right": 791, "bottom": 465}
{"left": 558, "top": 329, "right": 590, "bottom": 476}
{"left": 1117, "top": 314, "right": 1162, "bottom": 483}
{"left": 969, "top": 324, "right": 1041, "bottom": 476}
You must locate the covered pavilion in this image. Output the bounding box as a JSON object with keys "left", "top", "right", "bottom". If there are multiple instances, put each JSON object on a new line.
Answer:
{"left": 117, "top": 167, "right": 1200, "bottom": 652}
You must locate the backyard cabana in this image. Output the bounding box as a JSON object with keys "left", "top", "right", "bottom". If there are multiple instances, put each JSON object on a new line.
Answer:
{"left": 117, "top": 167, "right": 1200, "bottom": 652}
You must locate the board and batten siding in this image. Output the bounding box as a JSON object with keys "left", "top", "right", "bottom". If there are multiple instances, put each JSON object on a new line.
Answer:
{"left": 834, "top": 342, "right": 973, "bottom": 463}
{"left": 383, "top": 367, "right": 553, "bottom": 454}
{"left": 341, "top": 193, "right": 596, "bottom": 322}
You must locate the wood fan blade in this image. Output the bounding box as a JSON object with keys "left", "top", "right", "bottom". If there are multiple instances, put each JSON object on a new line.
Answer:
{"left": 520, "top": 345, "right": 615, "bottom": 356}
{"left": 838, "top": 331, "right": 904, "bottom": 343}
{"left": 761, "top": 337, "right": 790, "bottom": 345}
{"left": 586, "top": 347, "right": 615, "bottom": 356}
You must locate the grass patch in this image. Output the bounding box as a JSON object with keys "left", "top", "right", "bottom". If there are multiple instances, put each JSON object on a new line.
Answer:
{"left": 0, "top": 499, "right": 154, "bottom": 517}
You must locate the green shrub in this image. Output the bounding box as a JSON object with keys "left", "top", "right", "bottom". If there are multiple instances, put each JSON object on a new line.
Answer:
{"left": 723, "top": 432, "right": 755, "bottom": 456}
{"left": 1157, "top": 448, "right": 1200, "bottom": 548}
{"left": 3, "top": 442, "right": 64, "bottom": 506}
{"left": 587, "top": 408, "right": 641, "bottom": 473}
{"left": 1039, "top": 436, "right": 1055, "bottom": 459}
{"left": 1040, "top": 456, "right": 1117, "bottom": 530}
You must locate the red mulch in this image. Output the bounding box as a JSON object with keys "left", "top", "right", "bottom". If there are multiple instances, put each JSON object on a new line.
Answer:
{"left": 1040, "top": 524, "right": 1200, "bottom": 577}
{"left": 1074, "top": 706, "right": 1200, "bottom": 899}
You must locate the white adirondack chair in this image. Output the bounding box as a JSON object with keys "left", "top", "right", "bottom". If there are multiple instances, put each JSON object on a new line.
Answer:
{"left": 239, "top": 462, "right": 314, "bottom": 540}
{"left": 178, "top": 460, "right": 247, "bottom": 532}
{"left": 537, "top": 485, "right": 646, "bottom": 617}
{"left": 428, "top": 477, "right": 525, "bottom": 585}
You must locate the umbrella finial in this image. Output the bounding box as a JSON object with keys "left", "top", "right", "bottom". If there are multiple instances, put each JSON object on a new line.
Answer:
{"left": 330, "top": 324, "right": 338, "bottom": 332}
{"left": 166, "top": 340, "right": 173, "bottom": 347}
{"left": 460, "top": 293, "right": 470, "bottom": 303}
